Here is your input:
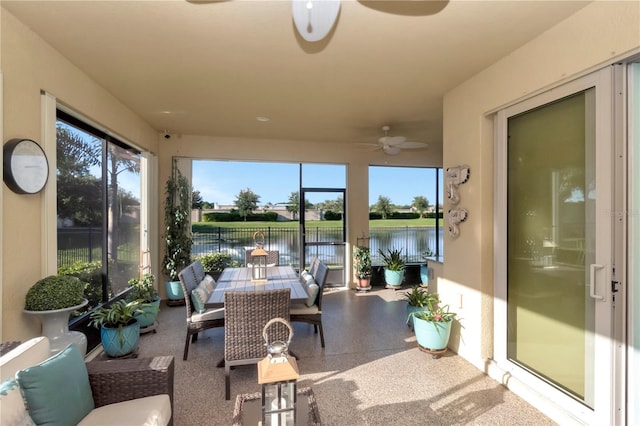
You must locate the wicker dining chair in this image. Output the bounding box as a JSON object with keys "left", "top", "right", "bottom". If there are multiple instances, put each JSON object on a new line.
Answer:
{"left": 244, "top": 249, "right": 280, "bottom": 266}
{"left": 178, "top": 263, "right": 225, "bottom": 361}
{"left": 291, "top": 260, "right": 328, "bottom": 348}
{"left": 223, "top": 288, "right": 291, "bottom": 400}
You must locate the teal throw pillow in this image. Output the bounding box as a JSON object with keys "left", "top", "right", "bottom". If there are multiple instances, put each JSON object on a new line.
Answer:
{"left": 16, "top": 344, "right": 94, "bottom": 426}
{"left": 191, "top": 287, "right": 208, "bottom": 313}
{"left": 306, "top": 282, "right": 320, "bottom": 307}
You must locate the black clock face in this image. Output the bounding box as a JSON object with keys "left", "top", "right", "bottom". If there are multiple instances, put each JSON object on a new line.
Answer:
{"left": 3, "top": 139, "right": 49, "bottom": 194}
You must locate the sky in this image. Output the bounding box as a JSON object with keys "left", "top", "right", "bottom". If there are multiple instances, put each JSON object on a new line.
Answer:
{"left": 192, "top": 160, "right": 442, "bottom": 207}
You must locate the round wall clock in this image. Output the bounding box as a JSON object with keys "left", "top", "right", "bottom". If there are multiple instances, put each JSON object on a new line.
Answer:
{"left": 3, "top": 138, "right": 49, "bottom": 194}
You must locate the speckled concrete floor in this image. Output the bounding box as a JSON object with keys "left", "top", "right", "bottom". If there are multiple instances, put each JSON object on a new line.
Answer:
{"left": 137, "top": 287, "right": 557, "bottom": 425}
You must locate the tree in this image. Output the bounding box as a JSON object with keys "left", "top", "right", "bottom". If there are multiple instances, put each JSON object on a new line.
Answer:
{"left": 192, "top": 189, "right": 204, "bottom": 209}
{"left": 373, "top": 195, "right": 394, "bottom": 219}
{"left": 286, "top": 191, "right": 300, "bottom": 220}
{"left": 412, "top": 196, "right": 430, "bottom": 218}
{"left": 234, "top": 188, "right": 260, "bottom": 221}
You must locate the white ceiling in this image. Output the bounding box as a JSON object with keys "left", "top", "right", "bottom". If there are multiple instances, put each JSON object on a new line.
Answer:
{"left": 3, "top": 0, "right": 590, "bottom": 151}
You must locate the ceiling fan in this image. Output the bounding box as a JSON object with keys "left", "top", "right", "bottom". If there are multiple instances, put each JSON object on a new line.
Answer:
{"left": 368, "top": 125, "right": 429, "bottom": 155}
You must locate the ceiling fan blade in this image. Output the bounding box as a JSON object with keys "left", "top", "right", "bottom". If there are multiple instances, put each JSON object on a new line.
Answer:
{"left": 397, "top": 141, "right": 428, "bottom": 149}
{"left": 379, "top": 135, "right": 406, "bottom": 146}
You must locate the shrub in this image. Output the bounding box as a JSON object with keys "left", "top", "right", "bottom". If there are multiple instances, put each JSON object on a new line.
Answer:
{"left": 58, "top": 261, "right": 110, "bottom": 308}
{"left": 25, "top": 275, "right": 86, "bottom": 311}
{"left": 196, "top": 252, "right": 237, "bottom": 272}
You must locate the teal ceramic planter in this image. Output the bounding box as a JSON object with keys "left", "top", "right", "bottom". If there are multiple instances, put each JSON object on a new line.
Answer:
{"left": 420, "top": 264, "right": 429, "bottom": 286}
{"left": 135, "top": 297, "right": 161, "bottom": 329}
{"left": 406, "top": 305, "right": 430, "bottom": 327}
{"left": 413, "top": 316, "right": 452, "bottom": 351}
{"left": 384, "top": 269, "right": 404, "bottom": 287}
{"left": 165, "top": 280, "right": 184, "bottom": 300}
{"left": 101, "top": 321, "right": 140, "bottom": 357}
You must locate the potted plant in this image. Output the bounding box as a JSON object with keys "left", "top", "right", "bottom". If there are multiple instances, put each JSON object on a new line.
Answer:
{"left": 89, "top": 299, "right": 147, "bottom": 357}
{"left": 162, "top": 160, "right": 193, "bottom": 303}
{"left": 352, "top": 246, "right": 372, "bottom": 290}
{"left": 23, "top": 275, "right": 89, "bottom": 355}
{"left": 420, "top": 248, "right": 434, "bottom": 287}
{"left": 403, "top": 286, "right": 439, "bottom": 328}
{"left": 379, "top": 247, "right": 406, "bottom": 287}
{"left": 409, "top": 298, "right": 457, "bottom": 357}
{"left": 127, "top": 273, "right": 161, "bottom": 332}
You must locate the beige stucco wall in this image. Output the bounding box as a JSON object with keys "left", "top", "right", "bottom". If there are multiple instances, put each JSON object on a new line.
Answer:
{"left": 0, "top": 10, "right": 159, "bottom": 341}
{"left": 442, "top": 1, "right": 640, "bottom": 368}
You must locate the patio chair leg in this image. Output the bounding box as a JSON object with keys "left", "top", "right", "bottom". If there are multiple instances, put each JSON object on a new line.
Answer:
{"left": 225, "top": 363, "right": 231, "bottom": 400}
{"left": 313, "top": 324, "right": 318, "bottom": 333}
{"left": 183, "top": 335, "right": 190, "bottom": 361}
{"left": 318, "top": 323, "right": 325, "bottom": 348}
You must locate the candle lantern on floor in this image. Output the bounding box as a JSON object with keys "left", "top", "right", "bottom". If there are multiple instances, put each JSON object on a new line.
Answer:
{"left": 251, "top": 231, "right": 268, "bottom": 283}
{"left": 258, "top": 318, "right": 299, "bottom": 426}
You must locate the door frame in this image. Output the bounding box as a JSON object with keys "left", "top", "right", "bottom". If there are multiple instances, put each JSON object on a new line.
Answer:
{"left": 493, "top": 65, "right": 623, "bottom": 425}
{"left": 299, "top": 187, "right": 346, "bottom": 286}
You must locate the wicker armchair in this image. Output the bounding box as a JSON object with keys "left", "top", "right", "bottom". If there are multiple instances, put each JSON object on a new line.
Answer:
{"left": 291, "top": 260, "right": 328, "bottom": 347}
{"left": 86, "top": 356, "right": 175, "bottom": 425}
{"left": 178, "top": 262, "right": 225, "bottom": 360}
{"left": 224, "top": 289, "right": 291, "bottom": 400}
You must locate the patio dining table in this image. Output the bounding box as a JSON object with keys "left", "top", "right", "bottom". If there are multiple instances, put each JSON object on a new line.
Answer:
{"left": 205, "top": 266, "right": 308, "bottom": 308}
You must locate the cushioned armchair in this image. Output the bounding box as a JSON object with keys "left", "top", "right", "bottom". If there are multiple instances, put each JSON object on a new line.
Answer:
{"left": 291, "top": 260, "right": 328, "bottom": 347}
{"left": 178, "top": 260, "right": 225, "bottom": 360}
{"left": 0, "top": 337, "right": 174, "bottom": 426}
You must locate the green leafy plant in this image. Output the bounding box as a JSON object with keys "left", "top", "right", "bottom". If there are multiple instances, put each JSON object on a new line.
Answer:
{"left": 403, "top": 286, "right": 439, "bottom": 308}
{"left": 409, "top": 297, "right": 457, "bottom": 330}
{"left": 379, "top": 247, "right": 406, "bottom": 272}
{"left": 126, "top": 273, "right": 158, "bottom": 303}
{"left": 163, "top": 161, "right": 193, "bottom": 281}
{"left": 24, "top": 275, "right": 86, "bottom": 311}
{"left": 58, "top": 261, "right": 111, "bottom": 308}
{"left": 353, "top": 246, "right": 372, "bottom": 279}
{"left": 89, "top": 299, "right": 148, "bottom": 346}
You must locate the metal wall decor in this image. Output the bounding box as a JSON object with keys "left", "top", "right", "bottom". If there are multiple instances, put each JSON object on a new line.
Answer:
{"left": 446, "top": 165, "right": 470, "bottom": 238}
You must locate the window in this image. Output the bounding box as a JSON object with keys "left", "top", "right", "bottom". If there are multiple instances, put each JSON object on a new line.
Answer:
{"left": 368, "top": 166, "right": 443, "bottom": 263}
{"left": 56, "top": 110, "right": 141, "bottom": 307}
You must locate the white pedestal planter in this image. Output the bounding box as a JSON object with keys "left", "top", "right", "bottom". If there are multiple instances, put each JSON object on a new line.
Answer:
{"left": 24, "top": 300, "right": 88, "bottom": 356}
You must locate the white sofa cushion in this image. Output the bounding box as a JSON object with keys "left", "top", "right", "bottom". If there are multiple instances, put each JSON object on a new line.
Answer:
{"left": 290, "top": 303, "right": 320, "bottom": 315}
{"left": 78, "top": 394, "right": 171, "bottom": 426}
{"left": 191, "top": 307, "right": 225, "bottom": 322}
{"left": 0, "top": 337, "right": 50, "bottom": 382}
{"left": 0, "top": 378, "right": 35, "bottom": 426}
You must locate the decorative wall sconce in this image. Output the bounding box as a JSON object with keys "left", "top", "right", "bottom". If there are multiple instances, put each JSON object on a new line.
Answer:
{"left": 445, "top": 165, "right": 470, "bottom": 205}
{"left": 448, "top": 208, "right": 468, "bottom": 239}
{"left": 446, "top": 165, "right": 470, "bottom": 238}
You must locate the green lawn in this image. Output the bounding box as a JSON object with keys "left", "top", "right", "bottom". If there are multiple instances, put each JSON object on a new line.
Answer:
{"left": 192, "top": 218, "right": 442, "bottom": 232}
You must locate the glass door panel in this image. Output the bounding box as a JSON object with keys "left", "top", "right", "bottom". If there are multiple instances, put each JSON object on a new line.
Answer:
{"left": 507, "top": 91, "right": 594, "bottom": 402}
{"left": 300, "top": 189, "right": 346, "bottom": 286}
{"left": 497, "top": 67, "right": 615, "bottom": 425}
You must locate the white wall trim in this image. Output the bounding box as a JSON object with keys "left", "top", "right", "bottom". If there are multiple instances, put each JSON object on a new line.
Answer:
{"left": 41, "top": 92, "right": 57, "bottom": 275}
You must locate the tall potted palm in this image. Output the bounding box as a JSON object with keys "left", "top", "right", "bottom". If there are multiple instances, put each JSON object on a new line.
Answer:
{"left": 162, "top": 160, "right": 192, "bottom": 303}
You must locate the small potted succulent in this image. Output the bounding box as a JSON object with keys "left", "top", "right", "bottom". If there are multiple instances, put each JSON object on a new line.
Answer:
{"left": 89, "top": 299, "right": 147, "bottom": 357}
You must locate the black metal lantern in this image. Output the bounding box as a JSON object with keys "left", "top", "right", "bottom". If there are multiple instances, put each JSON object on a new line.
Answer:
{"left": 251, "top": 231, "right": 268, "bottom": 283}
{"left": 258, "top": 318, "right": 299, "bottom": 425}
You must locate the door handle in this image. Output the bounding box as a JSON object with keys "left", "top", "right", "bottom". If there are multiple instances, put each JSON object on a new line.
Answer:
{"left": 589, "top": 263, "right": 605, "bottom": 301}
